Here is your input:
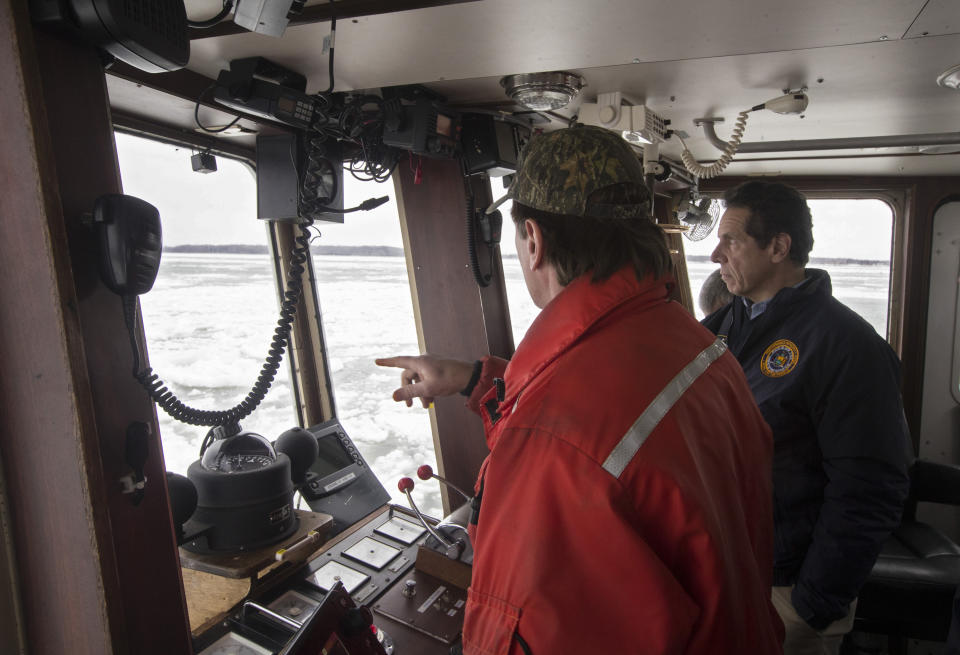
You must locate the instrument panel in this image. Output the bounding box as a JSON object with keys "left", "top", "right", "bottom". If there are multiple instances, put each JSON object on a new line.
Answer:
{"left": 193, "top": 505, "right": 466, "bottom": 655}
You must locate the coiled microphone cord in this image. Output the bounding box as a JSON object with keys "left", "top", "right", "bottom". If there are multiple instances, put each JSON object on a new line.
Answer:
{"left": 679, "top": 109, "right": 752, "bottom": 179}
{"left": 122, "top": 217, "right": 315, "bottom": 429}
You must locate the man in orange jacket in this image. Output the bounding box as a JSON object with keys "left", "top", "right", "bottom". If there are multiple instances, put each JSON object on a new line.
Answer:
{"left": 377, "top": 126, "right": 783, "bottom": 654}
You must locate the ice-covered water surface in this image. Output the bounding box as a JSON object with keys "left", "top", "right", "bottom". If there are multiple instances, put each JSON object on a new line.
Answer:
{"left": 139, "top": 253, "right": 443, "bottom": 517}
{"left": 139, "top": 253, "right": 890, "bottom": 521}
{"left": 687, "top": 259, "right": 890, "bottom": 331}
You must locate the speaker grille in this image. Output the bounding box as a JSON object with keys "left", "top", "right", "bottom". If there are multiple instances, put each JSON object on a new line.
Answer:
{"left": 121, "top": 0, "right": 188, "bottom": 51}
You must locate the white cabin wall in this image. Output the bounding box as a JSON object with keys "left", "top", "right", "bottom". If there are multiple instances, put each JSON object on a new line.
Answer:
{"left": 918, "top": 201, "right": 960, "bottom": 543}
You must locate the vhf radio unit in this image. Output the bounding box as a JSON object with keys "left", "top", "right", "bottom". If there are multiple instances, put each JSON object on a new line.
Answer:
{"left": 213, "top": 57, "right": 316, "bottom": 130}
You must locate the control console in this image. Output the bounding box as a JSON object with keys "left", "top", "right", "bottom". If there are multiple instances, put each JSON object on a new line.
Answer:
{"left": 190, "top": 439, "right": 473, "bottom": 655}
{"left": 194, "top": 504, "right": 467, "bottom": 655}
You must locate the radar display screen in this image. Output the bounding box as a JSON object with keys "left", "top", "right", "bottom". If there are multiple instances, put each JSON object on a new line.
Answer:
{"left": 311, "top": 433, "right": 355, "bottom": 478}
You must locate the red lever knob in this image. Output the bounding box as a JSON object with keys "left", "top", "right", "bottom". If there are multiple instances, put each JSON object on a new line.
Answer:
{"left": 417, "top": 465, "right": 434, "bottom": 481}
{"left": 398, "top": 477, "right": 415, "bottom": 492}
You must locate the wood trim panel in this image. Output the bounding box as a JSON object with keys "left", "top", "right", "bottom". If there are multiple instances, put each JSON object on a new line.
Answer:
{"left": 393, "top": 159, "right": 511, "bottom": 512}
{"left": 108, "top": 62, "right": 215, "bottom": 107}
{"left": 899, "top": 180, "right": 960, "bottom": 442}
{"left": 0, "top": 3, "right": 116, "bottom": 651}
{"left": 654, "top": 193, "right": 694, "bottom": 312}
{"left": 466, "top": 174, "right": 516, "bottom": 360}
{"left": 0, "top": 451, "right": 26, "bottom": 653}
{"left": 112, "top": 111, "right": 255, "bottom": 163}
{"left": 3, "top": 17, "right": 193, "bottom": 654}
{"left": 272, "top": 221, "right": 337, "bottom": 427}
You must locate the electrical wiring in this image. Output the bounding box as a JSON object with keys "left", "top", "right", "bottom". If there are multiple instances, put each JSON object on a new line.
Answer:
{"left": 194, "top": 84, "right": 242, "bottom": 133}
{"left": 308, "top": 92, "right": 399, "bottom": 184}
{"left": 292, "top": 1, "right": 399, "bottom": 210}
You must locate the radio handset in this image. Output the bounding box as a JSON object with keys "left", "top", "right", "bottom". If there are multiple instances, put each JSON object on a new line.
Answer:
{"left": 91, "top": 194, "right": 162, "bottom": 296}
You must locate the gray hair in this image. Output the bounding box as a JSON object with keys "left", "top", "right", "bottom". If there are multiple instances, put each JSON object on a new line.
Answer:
{"left": 699, "top": 269, "right": 734, "bottom": 315}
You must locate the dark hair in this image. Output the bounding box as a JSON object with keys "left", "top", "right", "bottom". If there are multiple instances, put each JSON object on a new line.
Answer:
{"left": 511, "top": 197, "right": 670, "bottom": 286}
{"left": 723, "top": 181, "right": 813, "bottom": 265}
{"left": 699, "top": 269, "right": 734, "bottom": 315}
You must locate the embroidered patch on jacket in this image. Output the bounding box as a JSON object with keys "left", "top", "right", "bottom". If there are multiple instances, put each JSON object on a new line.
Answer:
{"left": 760, "top": 339, "right": 799, "bottom": 377}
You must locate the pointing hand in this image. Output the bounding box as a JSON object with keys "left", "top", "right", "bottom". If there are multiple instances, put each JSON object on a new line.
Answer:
{"left": 375, "top": 355, "right": 475, "bottom": 408}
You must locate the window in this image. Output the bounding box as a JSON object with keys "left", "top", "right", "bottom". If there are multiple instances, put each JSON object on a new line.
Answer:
{"left": 117, "top": 133, "right": 442, "bottom": 517}
{"left": 115, "top": 133, "right": 297, "bottom": 477}
{"left": 309, "top": 175, "right": 439, "bottom": 517}
{"left": 685, "top": 198, "right": 894, "bottom": 338}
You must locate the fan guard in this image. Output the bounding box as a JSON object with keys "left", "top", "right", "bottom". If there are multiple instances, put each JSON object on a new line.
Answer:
{"left": 678, "top": 197, "right": 722, "bottom": 241}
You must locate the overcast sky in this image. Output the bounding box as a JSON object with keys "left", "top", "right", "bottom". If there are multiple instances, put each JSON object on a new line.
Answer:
{"left": 116, "top": 133, "right": 894, "bottom": 261}
{"left": 115, "top": 132, "right": 404, "bottom": 248}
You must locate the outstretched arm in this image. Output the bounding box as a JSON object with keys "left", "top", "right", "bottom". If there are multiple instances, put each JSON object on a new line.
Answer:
{"left": 375, "top": 355, "right": 476, "bottom": 408}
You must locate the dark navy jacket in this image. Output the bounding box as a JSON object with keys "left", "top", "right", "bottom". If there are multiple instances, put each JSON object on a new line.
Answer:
{"left": 702, "top": 269, "right": 912, "bottom": 629}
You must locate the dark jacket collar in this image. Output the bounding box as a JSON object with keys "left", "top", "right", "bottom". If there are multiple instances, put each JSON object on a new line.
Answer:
{"left": 718, "top": 269, "right": 831, "bottom": 351}
{"left": 732, "top": 268, "right": 829, "bottom": 319}
{"left": 704, "top": 269, "right": 832, "bottom": 342}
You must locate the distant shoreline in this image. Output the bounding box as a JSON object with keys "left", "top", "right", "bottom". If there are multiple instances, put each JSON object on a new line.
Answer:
{"left": 165, "top": 244, "right": 404, "bottom": 257}
{"left": 687, "top": 255, "right": 888, "bottom": 266}
{"left": 164, "top": 245, "right": 889, "bottom": 267}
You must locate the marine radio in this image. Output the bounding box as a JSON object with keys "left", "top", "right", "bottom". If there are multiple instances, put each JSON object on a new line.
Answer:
{"left": 382, "top": 95, "right": 461, "bottom": 159}
{"left": 212, "top": 57, "right": 316, "bottom": 130}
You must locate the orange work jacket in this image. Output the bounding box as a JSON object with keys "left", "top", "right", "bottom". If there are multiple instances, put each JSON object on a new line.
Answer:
{"left": 461, "top": 267, "right": 783, "bottom": 654}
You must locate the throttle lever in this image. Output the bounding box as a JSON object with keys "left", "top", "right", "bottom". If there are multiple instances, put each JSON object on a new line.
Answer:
{"left": 417, "top": 464, "right": 472, "bottom": 502}
{"left": 397, "top": 477, "right": 464, "bottom": 560}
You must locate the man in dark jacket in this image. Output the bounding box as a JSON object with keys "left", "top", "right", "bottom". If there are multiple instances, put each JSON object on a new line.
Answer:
{"left": 702, "top": 180, "right": 913, "bottom": 654}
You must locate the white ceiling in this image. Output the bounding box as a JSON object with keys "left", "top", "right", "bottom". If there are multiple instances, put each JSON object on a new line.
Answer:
{"left": 160, "top": 0, "right": 960, "bottom": 175}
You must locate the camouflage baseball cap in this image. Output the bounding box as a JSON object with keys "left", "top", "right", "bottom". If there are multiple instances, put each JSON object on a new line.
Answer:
{"left": 508, "top": 125, "right": 650, "bottom": 219}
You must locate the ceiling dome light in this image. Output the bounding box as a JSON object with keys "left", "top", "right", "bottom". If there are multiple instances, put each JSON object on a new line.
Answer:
{"left": 937, "top": 64, "right": 960, "bottom": 89}
{"left": 500, "top": 72, "right": 585, "bottom": 111}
